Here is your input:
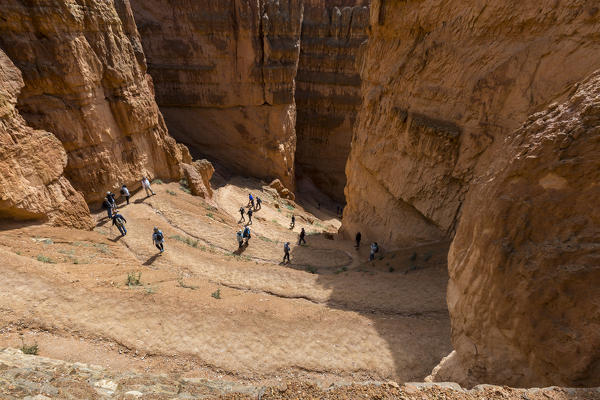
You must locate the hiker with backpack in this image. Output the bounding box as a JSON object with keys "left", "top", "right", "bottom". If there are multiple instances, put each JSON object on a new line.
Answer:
{"left": 298, "top": 228, "right": 306, "bottom": 245}
{"left": 248, "top": 193, "right": 255, "bottom": 209}
{"left": 104, "top": 191, "right": 116, "bottom": 219}
{"left": 153, "top": 227, "right": 165, "bottom": 253}
{"left": 237, "top": 230, "right": 244, "bottom": 248}
{"left": 242, "top": 226, "right": 251, "bottom": 246}
{"left": 112, "top": 211, "right": 127, "bottom": 236}
{"left": 120, "top": 184, "right": 130, "bottom": 205}
{"left": 256, "top": 197, "right": 262, "bottom": 210}
{"left": 239, "top": 206, "right": 245, "bottom": 222}
{"left": 370, "top": 242, "right": 379, "bottom": 261}
{"left": 355, "top": 232, "right": 362, "bottom": 248}
{"left": 282, "top": 242, "right": 291, "bottom": 264}
{"left": 247, "top": 208, "right": 253, "bottom": 225}
{"left": 290, "top": 214, "right": 295, "bottom": 229}
{"left": 142, "top": 176, "right": 155, "bottom": 197}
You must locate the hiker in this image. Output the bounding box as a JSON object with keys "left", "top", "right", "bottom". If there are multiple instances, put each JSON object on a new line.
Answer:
{"left": 142, "top": 176, "right": 155, "bottom": 197}
{"left": 282, "top": 242, "right": 291, "bottom": 263}
{"left": 112, "top": 211, "right": 127, "bottom": 236}
{"left": 104, "top": 191, "right": 116, "bottom": 218}
{"left": 298, "top": 227, "right": 306, "bottom": 245}
{"left": 247, "top": 208, "right": 253, "bottom": 224}
{"left": 248, "top": 193, "right": 255, "bottom": 209}
{"left": 242, "top": 226, "right": 251, "bottom": 246}
{"left": 355, "top": 232, "right": 362, "bottom": 248}
{"left": 153, "top": 227, "right": 165, "bottom": 253}
{"left": 236, "top": 230, "right": 244, "bottom": 248}
{"left": 239, "top": 206, "right": 245, "bottom": 222}
{"left": 256, "top": 196, "right": 262, "bottom": 210}
{"left": 369, "top": 242, "right": 379, "bottom": 261}
{"left": 290, "top": 214, "right": 295, "bottom": 229}
{"left": 120, "top": 184, "right": 130, "bottom": 205}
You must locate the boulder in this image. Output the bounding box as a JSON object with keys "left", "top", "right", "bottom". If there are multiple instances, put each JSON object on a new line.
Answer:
{"left": 182, "top": 160, "right": 214, "bottom": 199}
{"left": 269, "top": 179, "right": 296, "bottom": 201}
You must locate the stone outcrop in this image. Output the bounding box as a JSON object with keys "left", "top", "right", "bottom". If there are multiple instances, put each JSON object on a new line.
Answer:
{"left": 0, "top": 0, "right": 184, "bottom": 204}
{"left": 341, "top": 0, "right": 600, "bottom": 247}
{"left": 295, "top": 1, "right": 368, "bottom": 202}
{"left": 182, "top": 160, "right": 215, "bottom": 199}
{"left": 446, "top": 71, "right": 600, "bottom": 387}
{"left": 0, "top": 49, "right": 92, "bottom": 229}
{"left": 130, "top": 0, "right": 302, "bottom": 189}
{"left": 268, "top": 178, "right": 296, "bottom": 201}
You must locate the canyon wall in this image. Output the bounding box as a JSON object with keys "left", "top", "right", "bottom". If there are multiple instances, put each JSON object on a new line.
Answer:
{"left": 130, "top": 0, "right": 302, "bottom": 189}
{"left": 342, "top": 0, "right": 600, "bottom": 247}
{"left": 447, "top": 70, "right": 600, "bottom": 387}
{"left": 0, "top": 49, "right": 92, "bottom": 229}
{"left": 295, "top": 1, "right": 368, "bottom": 202}
{"left": 0, "top": 0, "right": 184, "bottom": 204}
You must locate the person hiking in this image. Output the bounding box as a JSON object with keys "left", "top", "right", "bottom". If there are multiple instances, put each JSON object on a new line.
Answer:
{"left": 247, "top": 208, "right": 253, "bottom": 224}
{"left": 355, "top": 232, "right": 362, "bottom": 248}
{"left": 236, "top": 230, "right": 244, "bottom": 248}
{"left": 248, "top": 193, "right": 255, "bottom": 209}
{"left": 120, "top": 184, "right": 130, "bottom": 205}
{"left": 282, "top": 242, "right": 291, "bottom": 264}
{"left": 298, "top": 228, "right": 306, "bottom": 245}
{"left": 104, "top": 192, "right": 116, "bottom": 219}
{"left": 142, "top": 176, "right": 155, "bottom": 197}
{"left": 242, "top": 226, "right": 251, "bottom": 246}
{"left": 239, "top": 206, "right": 245, "bottom": 222}
{"left": 256, "top": 196, "right": 262, "bottom": 210}
{"left": 112, "top": 212, "right": 127, "bottom": 236}
{"left": 369, "top": 242, "right": 379, "bottom": 261}
{"left": 290, "top": 214, "right": 295, "bottom": 229}
{"left": 153, "top": 227, "right": 165, "bottom": 253}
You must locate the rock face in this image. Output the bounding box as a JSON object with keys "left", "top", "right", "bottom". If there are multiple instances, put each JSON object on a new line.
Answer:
{"left": 0, "top": 0, "right": 184, "bottom": 204}
{"left": 182, "top": 160, "right": 215, "bottom": 199}
{"left": 342, "top": 0, "right": 600, "bottom": 247}
{"left": 0, "top": 49, "right": 92, "bottom": 229}
{"left": 130, "top": 0, "right": 302, "bottom": 189}
{"left": 447, "top": 71, "right": 600, "bottom": 388}
{"left": 295, "top": 1, "right": 368, "bottom": 202}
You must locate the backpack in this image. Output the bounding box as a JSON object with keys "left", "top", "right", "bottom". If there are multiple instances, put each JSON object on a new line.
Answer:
{"left": 284, "top": 243, "right": 290, "bottom": 252}
{"left": 120, "top": 187, "right": 127, "bottom": 195}
{"left": 155, "top": 231, "right": 163, "bottom": 241}
{"left": 114, "top": 215, "right": 125, "bottom": 226}
{"left": 243, "top": 227, "right": 251, "bottom": 238}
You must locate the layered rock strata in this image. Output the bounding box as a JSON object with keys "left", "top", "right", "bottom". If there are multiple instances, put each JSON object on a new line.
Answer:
{"left": 342, "top": 0, "right": 600, "bottom": 247}
{"left": 0, "top": 0, "right": 184, "bottom": 204}
{"left": 130, "top": 0, "right": 302, "bottom": 189}
{"left": 295, "top": 1, "right": 368, "bottom": 202}
{"left": 447, "top": 70, "right": 600, "bottom": 387}
{"left": 0, "top": 49, "right": 92, "bottom": 229}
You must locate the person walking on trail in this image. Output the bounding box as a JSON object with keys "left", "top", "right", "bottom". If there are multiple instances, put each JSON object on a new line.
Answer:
{"left": 290, "top": 214, "right": 295, "bottom": 229}
{"left": 298, "top": 227, "right": 306, "bottom": 245}
{"left": 248, "top": 193, "right": 255, "bottom": 209}
{"left": 355, "top": 232, "right": 362, "bottom": 248}
{"left": 369, "top": 242, "right": 379, "bottom": 261}
{"left": 112, "top": 212, "right": 127, "bottom": 236}
{"left": 153, "top": 227, "right": 165, "bottom": 253}
{"left": 120, "top": 184, "right": 130, "bottom": 205}
{"left": 142, "top": 176, "right": 155, "bottom": 197}
{"left": 242, "top": 226, "right": 251, "bottom": 246}
{"left": 239, "top": 206, "right": 245, "bottom": 222}
{"left": 282, "top": 242, "right": 291, "bottom": 264}
{"left": 104, "top": 192, "right": 116, "bottom": 219}
{"left": 256, "top": 196, "right": 262, "bottom": 210}
{"left": 236, "top": 230, "right": 244, "bottom": 248}
{"left": 247, "top": 208, "right": 253, "bottom": 224}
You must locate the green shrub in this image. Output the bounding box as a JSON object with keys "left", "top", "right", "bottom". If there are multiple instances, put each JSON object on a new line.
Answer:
{"left": 36, "top": 255, "right": 54, "bottom": 264}
{"left": 170, "top": 235, "right": 198, "bottom": 248}
{"left": 211, "top": 289, "right": 221, "bottom": 299}
{"left": 152, "top": 179, "right": 163, "bottom": 185}
{"left": 166, "top": 189, "right": 177, "bottom": 196}
{"left": 21, "top": 339, "right": 38, "bottom": 355}
{"left": 306, "top": 266, "right": 318, "bottom": 274}
{"left": 127, "top": 272, "right": 142, "bottom": 287}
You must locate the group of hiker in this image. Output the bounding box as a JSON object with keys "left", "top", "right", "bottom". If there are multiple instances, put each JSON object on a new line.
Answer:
{"left": 354, "top": 231, "right": 379, "bottom": 261}
{"left": 102, "top": 176, "right": 165, "bottom": 254}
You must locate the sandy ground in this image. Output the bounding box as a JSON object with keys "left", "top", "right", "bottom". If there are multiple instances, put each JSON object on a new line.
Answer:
{"left": 0, "top": 178, "right": 452, "bottom": 387}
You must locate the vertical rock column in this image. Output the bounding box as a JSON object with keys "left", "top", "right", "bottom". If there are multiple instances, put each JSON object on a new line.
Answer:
{"left": 130, "top": 0, "right": 303, "bottom": 190}
{"left": 295, "top": 1, "right": 368, "bottom": 202}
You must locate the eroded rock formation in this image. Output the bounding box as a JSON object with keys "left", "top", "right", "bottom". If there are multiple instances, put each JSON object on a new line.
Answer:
{"left": 130, "top": 0, "right": 302, "bottom": 189}
{"left": 342, "top": 0, "right": 600, "bottom": 247}
{"left": 0, "top": 0, "right": 184, "bottom": 204}
{"left": 182, "top": 160, "right": 215, "bottom": 199}
{"left": 447, "top": 71, "right": 600, "bottom": 387}
{"left": 0, "top": 49, "right": 92, "bottom": 229}
{"left": 295, "top": 1, "right": 368, "bottom": 202}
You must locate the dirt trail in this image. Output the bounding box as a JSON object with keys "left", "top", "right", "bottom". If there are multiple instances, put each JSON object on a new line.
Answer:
{"left": 0, "top": 178, "right": 451, "bottom": 386}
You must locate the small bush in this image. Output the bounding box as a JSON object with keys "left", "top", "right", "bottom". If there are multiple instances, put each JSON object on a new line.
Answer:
{"left": 42, "top": 238, "right": 53, "bottom": 245}
{"left": 211, "top": 289, "right": 221, "bottom": 299}
{"left": 166, "top": 189, "right": 177, "bottom": 196}
{"left": 170, "top": 235, "right": 198, "bottom": 248}
{"left": 258, "top": 235, "right": 272, "bottom": 242}
{"left": 145, "top": 286, "right": 156, "bottom": 294}
{"left": 285, "top": 204, "right": 294, "bottom": 210}
{"left": 180, "top": 186, "right": 191, "bottom": 194}
{"left": 306, "top": 266, "right": 318, "bottom": 274}
{"left": 21, "top": 339, "right": 38, "bottom": 355}
{"left": 206, "top": 212, "right": 214, "bottom": 219}
{"left": 37, "top": 255, "right": 54, "bottom": 264}
{"left": 127, "top": 272, "right": 142, "bottom": 287}
{"left": 152, "top": 179, "right": 164, "bottom": 185}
